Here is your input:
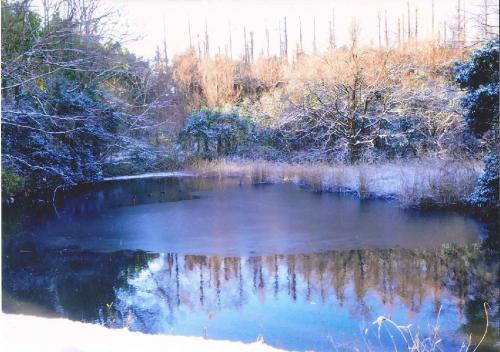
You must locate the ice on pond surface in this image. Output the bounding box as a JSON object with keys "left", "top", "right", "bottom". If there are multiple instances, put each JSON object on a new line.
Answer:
{"left": 2, "top": 177, "right": 497, "bottom": 351}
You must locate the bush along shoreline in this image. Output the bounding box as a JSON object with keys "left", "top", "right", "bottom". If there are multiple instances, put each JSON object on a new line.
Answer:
{"left": 2, "top": 0, "right": 497, "bottom": 217}
{"left": 3, "top": 157, "right": 494, "bottom": 221}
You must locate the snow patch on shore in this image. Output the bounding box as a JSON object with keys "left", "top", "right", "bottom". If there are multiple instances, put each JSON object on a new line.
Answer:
{"left": 1, "top": 314, "right": 285, "bottom": 352}
{"left": 103, "top": 171, "right": 195, "bottom": 181}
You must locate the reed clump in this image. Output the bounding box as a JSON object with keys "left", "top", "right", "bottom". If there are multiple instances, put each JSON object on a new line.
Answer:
{"left": 366, "top": 303, "right": 490, "bottom": 352}
{"left": 398, "top": 160, "right": 479, "bottom": 208}
{"left": 188, "top": 158, "right": 480, "bottom": 208}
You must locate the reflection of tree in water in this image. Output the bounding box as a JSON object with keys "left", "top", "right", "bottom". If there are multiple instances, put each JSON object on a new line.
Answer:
{"left": 115, "top": 241, "right": 498, "bottom": 344}
{"left": 2, "top": 177, "right": 240, "bottom": 234}
{"left": 460, "top": 230, "right": 499, "bottom": 351}
{"left": 2, "top": 248, "right": 155, "bottom": 325}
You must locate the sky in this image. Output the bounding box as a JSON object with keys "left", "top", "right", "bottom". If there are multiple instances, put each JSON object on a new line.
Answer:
{"left": 34, "top": 0, "right": 492, "bottom": 60}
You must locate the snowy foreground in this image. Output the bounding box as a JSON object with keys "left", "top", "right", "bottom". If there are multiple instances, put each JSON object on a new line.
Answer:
{"left": 1, "top": 314, "right": 285, "bottom": 352}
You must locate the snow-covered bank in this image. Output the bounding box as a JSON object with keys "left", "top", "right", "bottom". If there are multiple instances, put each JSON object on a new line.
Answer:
{"left": 100, "top": 158, "right": 482, "bottom": 208}
{"left": 188, "top": 159, "right": 481, "bottom": 207}
{"left": 1, "top": 314, "right": 286, "bottom": 352}
{"left": 103, "top": 171, "right": 195, "bottom": 181}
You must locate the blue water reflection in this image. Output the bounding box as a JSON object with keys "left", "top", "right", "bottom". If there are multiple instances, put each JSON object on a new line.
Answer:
{"left": 2, "top": 177, "right": 498, "bottom": 351}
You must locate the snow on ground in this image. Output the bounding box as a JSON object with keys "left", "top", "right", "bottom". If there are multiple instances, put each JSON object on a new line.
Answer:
{"left": 103, "top": 172, "right": 195, "bottom": 181}
{"left": 1, "top": 314, "right": 286, "bottom": 352}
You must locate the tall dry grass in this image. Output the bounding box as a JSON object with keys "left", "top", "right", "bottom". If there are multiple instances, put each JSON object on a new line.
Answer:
{"left": 187, "top": 158, "right": 480, "bottom": 208}
{"left": 365, "top": 303, "right": 490, "bottom": 352}
{"left": 398, "top": 160, "right": 478, "bottom": 207}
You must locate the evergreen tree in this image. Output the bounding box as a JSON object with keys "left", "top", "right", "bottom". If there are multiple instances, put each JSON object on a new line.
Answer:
{"left": 455, "top": 38, "right": 499, "bottom": 209}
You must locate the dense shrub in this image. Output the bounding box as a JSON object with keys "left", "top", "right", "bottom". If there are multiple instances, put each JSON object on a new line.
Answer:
{"left": 469, "top": 152, "right": 499, "bottom": 209}
{"left": 178, "top": 108, "right": 289, "bottom": 161}
{"left": 455, "top": 38, "right": 499, "bottom": 136}
{"left": 2, "top": 79, "right": 120, "bottom": 191}
{"left": 1, "top": 167, "right": 24, "bottom": 198}
{"left": 454, "top": 38, "right": 499, "bottom": 209}
{"left": 179, "top": 109, "right": 251, "bottom": 158}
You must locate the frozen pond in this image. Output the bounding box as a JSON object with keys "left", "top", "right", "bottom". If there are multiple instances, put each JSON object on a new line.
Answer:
{"left": 2, "top": 177, "right": 498, "bottom": 351}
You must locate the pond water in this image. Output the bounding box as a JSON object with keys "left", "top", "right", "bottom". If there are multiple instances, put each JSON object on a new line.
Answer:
{"left": 2, "top": 177, "right": 498, "bottom": 351}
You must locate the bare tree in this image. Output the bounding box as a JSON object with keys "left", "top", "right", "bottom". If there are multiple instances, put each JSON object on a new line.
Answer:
{"left": 483, "top": 0, "right": 489, "bottom": 36}
{"left": 299, "top": 17, "right": 303, "bottom": 53}
{"left": 384, "top": 10, "right": 389, "bottom": 47}
{"left": 196, "top": 34, "right": 201, "bottom": 57}
{"left": 415, "top": 7, "right": 418, "bottom": 41}
{"left": 397, "top": 17, "right": 401, "bottom": 47}
{"left": 432, "top": 0, "right": 435, "bottom": 36}
{"left": 265, "top": 24, "right": 270, "bottom": 57}
{"left": 162, "top": 17, "right": 168, "bottom": 64}
{"left": 349, "top": 19, "right": 361, "bottom": 50}
{"left": 472, "top": 0, "right": 499, "bottom": 41}
{"left": 443, "top": 21, "right": 447, "bottom": 44}
{"left": 402, "top": 13, "right": 406, "bottom": 43}
{"left": 250, "top": 31, "right": 255, "bottom": 63}
{"left": 407, "top": 1, "right": 411, "bottom": 41}
{"left": 278, "top": 20, "right": 282, "bottom": 58}
{"left": 332, "top": 9, "right": 336, "bottom": 48}
{"left": 454, "top": 0, "right": 463, "bottom": 44}
{"left": 283, "top": 16, "right": 288, "bottom": 59}
{"left": 330, "top": 9, "right": 336, "bottom": 49}
{"left": 378, "top": 12, "right": 382, "bottom": 48}
{"left": 204, "top": 20, "right": 210, "bottom": 56}
{"left": 229, "top": 22, "right": 233, "bottom": 59}
{"left": 463, "top": 0, "right": 467, "bottom": 44}
{"left": 243, "top": 27, "right": 249, "bottom": 63}
{"left": 313, "top": 17, "right": 317, "bottom": 54}
{"left": 188, "top": 18, "right": 192, "bottom": 48}
{"left": 279, "top": 47, "right": 400, "bottom": 162}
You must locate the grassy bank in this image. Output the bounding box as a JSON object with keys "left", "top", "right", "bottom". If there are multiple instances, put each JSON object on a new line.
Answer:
{"left": 188, "top": 158, "right": 481, "bottom": 208}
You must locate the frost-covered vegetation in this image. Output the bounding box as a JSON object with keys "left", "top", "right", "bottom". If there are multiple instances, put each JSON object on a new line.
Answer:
{"left": 1, "top": 0, "right": 498, "bottom": 212}
{"left": 175, "top": 45, "right": 475, "bottom": 163}
{"left": 180, "top": 38, "right": 499, "bottom": 210}
{"left": 187, "top": 158, "right": 480, "bottom": 207}
{"left": 1, "top": 0, "right": 178, "bottom": 197}
{"left": 454, "top": 38, "right": 499, "bottom": 210}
